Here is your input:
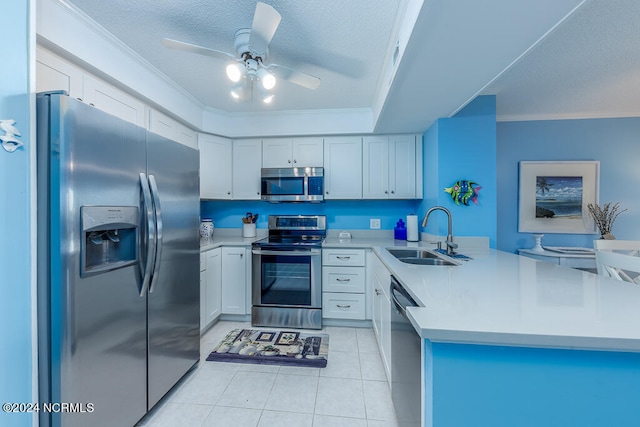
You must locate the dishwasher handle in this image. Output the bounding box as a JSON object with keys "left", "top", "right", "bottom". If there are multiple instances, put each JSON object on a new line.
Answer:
{"left": 391, "top": 276, "right": 418, "bottom": 320}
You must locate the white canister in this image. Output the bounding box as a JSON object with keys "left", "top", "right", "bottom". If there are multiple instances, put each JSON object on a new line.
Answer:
{"left": 199, "top": 218, "right": 214, "bottom": 238}
{"left": 406, "top": 215, "right": 419, "bottom": 242}
{"left": 243, "top": 223, "right": 257, "bottom": 238}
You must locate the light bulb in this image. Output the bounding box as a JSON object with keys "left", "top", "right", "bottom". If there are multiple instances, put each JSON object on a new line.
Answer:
{"left": 230, "top": 80, "right": 247, "bottom": 100}
{"left": 257, "top": 68, "right": 276, "bottom": 90}
{"left": 226, "top": 62, "right": 243, "bottom": 82}
{"left": 263, "top": 94, "right": 274, "bottom": 104}
{"left": 261, "top": 72, "right": 276, "bottom": 90}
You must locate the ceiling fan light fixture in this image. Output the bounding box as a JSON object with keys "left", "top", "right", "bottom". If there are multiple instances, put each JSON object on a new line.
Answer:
{"left": 257, "top": 67, "right": 276, "bottom": 90}
{"left": 230, "top": 80, "right": 249, "bottom": 100}
{"left": 226, "top": 62, "right": 243, "bottom": 82}
{"left": 258, "top": 85, "right": 274, "bottom": 104}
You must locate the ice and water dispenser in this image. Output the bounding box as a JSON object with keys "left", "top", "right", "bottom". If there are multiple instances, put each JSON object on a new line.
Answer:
{"left": 80, "top": 206, "right": 139, "bottom": 277}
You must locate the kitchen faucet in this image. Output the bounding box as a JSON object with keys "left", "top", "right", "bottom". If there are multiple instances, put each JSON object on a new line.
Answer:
{"left": 421, "top": 206, "right": 458, "bottom": 255}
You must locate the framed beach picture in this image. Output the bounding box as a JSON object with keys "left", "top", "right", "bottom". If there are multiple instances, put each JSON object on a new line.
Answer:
{"left": 518, "top": 161, "right": 599, "bottom": 234}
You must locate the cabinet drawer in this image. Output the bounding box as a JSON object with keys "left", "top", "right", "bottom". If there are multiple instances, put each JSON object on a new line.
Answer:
{"left": 322, "top": 249, "right": 366, "bottom": 266}
{"left": 322, "top": 293, "right": 365, "bottom": 320}
{"left": 322, "top": 266, "right": 365, "bottom": 293}
{"left": 200, "top": 252, "right": 206, "bottom": 271}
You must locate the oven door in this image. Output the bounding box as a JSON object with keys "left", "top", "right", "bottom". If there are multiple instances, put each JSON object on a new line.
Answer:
{"left": 252, "top": 248, "right": 322, "bottom": 308}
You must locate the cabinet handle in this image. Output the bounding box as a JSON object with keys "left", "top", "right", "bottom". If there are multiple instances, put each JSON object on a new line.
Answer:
{"left": 336, "top": 278, "right": 351, "bottom": 282}
{"left": 288, "top": 159, "right": 291, "bottom": 163}
{"left": 293, "top": 159, "right": 297, "bottom": 163}
{"left": 336, "top": 256, "right": 351, "bottom": 260}
{"left": 384, "top": 190, "right": 388, "bottom": 194}
{"left": 391, "top": 190, "right": 395, "bottom": 194}
{"left": 336, "top": 304, "right": 351, "bottom": 309}
{"left": 227, "top": 191, "right": 231, "bottom": 195}
{"left": 375, "top": 289, "right": 381, "bottom": 295}
{"left": 326, "top": 191, "right": 329, "bottom": 195}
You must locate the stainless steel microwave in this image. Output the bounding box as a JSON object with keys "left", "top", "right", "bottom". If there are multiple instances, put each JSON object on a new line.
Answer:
{"left": 260, "top": 167, "right": 324, "bottom": 203}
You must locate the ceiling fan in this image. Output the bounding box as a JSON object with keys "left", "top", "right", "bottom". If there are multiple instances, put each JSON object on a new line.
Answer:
{"left": 162, "top": 2, "right": 321, "bottom": 103}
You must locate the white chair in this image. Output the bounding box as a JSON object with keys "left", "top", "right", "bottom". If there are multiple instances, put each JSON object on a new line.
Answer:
{"left": 593, "top": 239, "right": 640, "bottom": 256}
{"left": 595, "top": 249, "right": 640, "bottom": 284}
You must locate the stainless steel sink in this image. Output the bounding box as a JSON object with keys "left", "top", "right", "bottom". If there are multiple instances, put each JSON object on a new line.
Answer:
{"left": 386, "top": 248, "right": 458, "bottom": 266}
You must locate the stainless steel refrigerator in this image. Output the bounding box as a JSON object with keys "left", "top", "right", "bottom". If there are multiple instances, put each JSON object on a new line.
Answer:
{"left": 36, "top": 92, "right": 200, "bottom": 427}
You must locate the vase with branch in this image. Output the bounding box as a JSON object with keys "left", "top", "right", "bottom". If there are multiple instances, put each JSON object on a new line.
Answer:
{"left": 586, "top": 202, "right": 627, "bottom": 239}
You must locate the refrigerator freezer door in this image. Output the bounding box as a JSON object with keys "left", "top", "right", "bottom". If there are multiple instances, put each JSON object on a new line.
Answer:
{"left": 38, "top": 94, "right": 148, "bottom": 427}
{"left": 146, "top": 132, "right": 200, "bottom": 409}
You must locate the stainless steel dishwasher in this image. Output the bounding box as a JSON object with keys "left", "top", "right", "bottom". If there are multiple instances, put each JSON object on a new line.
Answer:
{"left": 390, "top": 276, "right": 421, "bottom": 427}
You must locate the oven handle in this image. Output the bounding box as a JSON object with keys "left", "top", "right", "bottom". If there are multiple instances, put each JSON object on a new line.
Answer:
{"left": 252, "top": 249, "right": 322, "bottom": 256}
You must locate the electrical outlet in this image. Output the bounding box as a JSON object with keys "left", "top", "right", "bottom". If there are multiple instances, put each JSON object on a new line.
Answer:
{"left": 370, "top": 218, "right": 381, "bottom": 229}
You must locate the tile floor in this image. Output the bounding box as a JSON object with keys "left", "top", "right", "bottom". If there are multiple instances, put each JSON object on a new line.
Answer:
{"left": 138, "top": 320, "right": 399, "bottom": 427}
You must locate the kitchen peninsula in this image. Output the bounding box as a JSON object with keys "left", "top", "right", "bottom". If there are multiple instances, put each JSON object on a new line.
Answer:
{"left": 373, "top": 245, "right": 640, "bottom": 427}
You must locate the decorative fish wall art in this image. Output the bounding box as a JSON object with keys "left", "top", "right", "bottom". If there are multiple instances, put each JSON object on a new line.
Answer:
{"left": 444, "top": 180, "right": 481, "bottom": 206}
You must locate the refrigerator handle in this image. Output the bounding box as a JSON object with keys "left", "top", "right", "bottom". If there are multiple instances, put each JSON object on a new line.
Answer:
{"left": 139, "top": 173, "right": 156, "bottom": 297}
{"left": 148, "top": 174, "right": 164, "bottom": 294}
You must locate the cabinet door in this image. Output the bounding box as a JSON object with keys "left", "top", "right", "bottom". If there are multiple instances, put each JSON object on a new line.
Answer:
{"left": 205, "top": 248, "right": 222, "bottom": 325}
{"left": 200, "top": 270, "right": 206, "bottom": 332}
{"left": 149, "top": 109, "right": 175, "bottom": 140}
{"left": 389, "top": 134, "right": 416, "bottom": 199}
{"left": 199, "top": 134, "right": 232, "bottom": 199}
{"left": 292, "top": 137, "right": 324, "bottom": 167}
{"left": 221, "top": 247, "right": 247, "bottom": 314}
{"left": 175, "top": 124, "right": 197, "bottom": 149}
{"left": 380, "top": 287, "right": 392, "bottom": 382}
{"left": 363, "top": 136, "right": 390, "bottom": 198}
{"left": 262, "top": 138, "right": 292, "bottom": 168}
{"left": 233, "top": 139, "right": 262, "bottom": 200}
{"left": 323, "top": 136, "right": 362, "bottom": 199}
{"left": 83, "top": 74, "right": 146, "bottom": 127}
{"left": 36, "top": 46, "right": 83, "bottom": 100}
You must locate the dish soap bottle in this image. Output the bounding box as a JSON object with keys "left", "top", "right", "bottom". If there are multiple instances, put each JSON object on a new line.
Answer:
{"left": 394, "top": 218, "right": 407, "bottom": 240}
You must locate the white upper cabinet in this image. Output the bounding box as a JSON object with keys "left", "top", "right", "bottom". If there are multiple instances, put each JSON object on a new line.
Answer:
{"left": 232, "top": 139, "right": 262, "bottom": 200}
{"left": 199, "top": 134, "right": 232, "bottom": 199}
{"left": 36, "top": 46, "right": 83, "bottom": 99}
{"left": 149, "top": 109, "right": 197, "bottom": 148}
{"left": 83, "top": 74, "right": 147, "bottom": 128}
{"left": 292, "top": 137, "right": 324, "bottom": 167}
{"left": 37, "top": 46, "right": 146, "bottom": 127}
{"left": 363, "top": 134, "right": 417, "bottom": 199}
{"left": 262, "top": 137, "right": 323, "bottom": 168}
{"left": 323, "top": 136, "right": 362, "bottom": 199}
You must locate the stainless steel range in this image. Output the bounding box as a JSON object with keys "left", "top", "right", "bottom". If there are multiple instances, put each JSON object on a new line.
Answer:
{"left": 251, "top": 215, "right": 326, "bottom": 330}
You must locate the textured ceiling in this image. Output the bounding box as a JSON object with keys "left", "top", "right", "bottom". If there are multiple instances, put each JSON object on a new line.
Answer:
{"left": 64, "top": 0, "right": 400, "bottom": 113}
{"left": 483, "top": 0, "right": 640, "bottom": 121}
{"left": 55, "top": 0, "right": 640, "bottom": 132}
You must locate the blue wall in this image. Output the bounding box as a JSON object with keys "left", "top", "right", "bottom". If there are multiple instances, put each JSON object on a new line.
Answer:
{"left": 418, "top": 96, "right": 498, "bottom": 247}
{"left": 497, "top": 118, "right": 640, "bottom": 253}
{"left": 0, "top": 1, "right": 33, "bottom": 426}
{"left": 201, "top": 199, "right": 420, "bottom": 231}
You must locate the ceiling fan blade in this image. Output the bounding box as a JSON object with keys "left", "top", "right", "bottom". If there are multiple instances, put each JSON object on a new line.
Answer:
{"left": 249, "top": 2, "right": 281, "bottom": 55}
{"left": 269, "top": 64, "right": 321, "bottom": 90}
{"left": 162, "top": 38, "right": 236, "bottom": 61}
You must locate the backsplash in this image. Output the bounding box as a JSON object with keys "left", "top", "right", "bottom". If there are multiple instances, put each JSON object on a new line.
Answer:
{"left": 201, "top": 199, "right": 421, "bottom": 230}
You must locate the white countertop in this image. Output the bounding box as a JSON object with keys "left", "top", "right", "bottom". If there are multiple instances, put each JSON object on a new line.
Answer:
{"left": 375, "top": 246, "right": 640, "bottom": 352}
{"left": 203, "top": 232, "right": 640, "bottom": 352}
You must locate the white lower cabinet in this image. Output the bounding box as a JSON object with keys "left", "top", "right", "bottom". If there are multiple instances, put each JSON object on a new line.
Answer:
{"left": 371, "top": 252, "right": 392, "bottom": 383}
{"left": 322, "top": 248, "right": 366, "bottom": 320}
{"left": 201, "top": 248, "right": 222, "bottom": 332}
{"left": 221, "top": 247, "right": 248, "bottom": 315}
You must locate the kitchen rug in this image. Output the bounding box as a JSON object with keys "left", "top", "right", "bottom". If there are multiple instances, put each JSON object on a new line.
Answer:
{"left": 206, "top": 329, "right": 329, "bottom": 368}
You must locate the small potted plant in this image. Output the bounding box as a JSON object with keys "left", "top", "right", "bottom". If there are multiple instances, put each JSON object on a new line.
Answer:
{"left": 587, "top": 202, "right": 627, "bottom": 239}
